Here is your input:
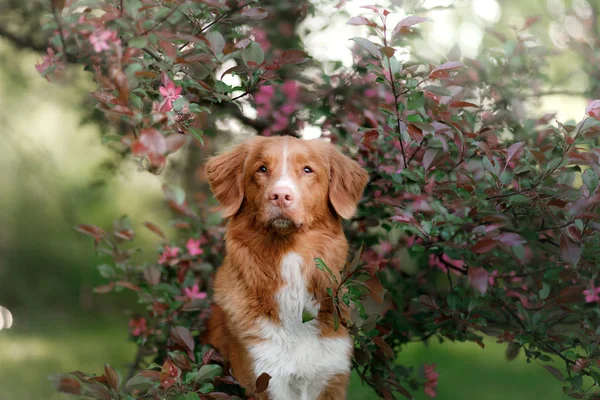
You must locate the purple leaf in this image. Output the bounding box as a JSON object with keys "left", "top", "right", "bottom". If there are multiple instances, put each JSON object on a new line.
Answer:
{"left": 347, "top": 16, "right": 374, "bottom": 27}
{"left": 506, "top": 142, "right": 526, "bottom": 165}
{"left": 469, "top": 268, "right": 488, "bottom": 295}
{"left": 349, "top": 37, "right": 381, "bottom": 58}
{"left": 430, "top": 61, "right": 465, "bottom": 79}
{"left": 497, "top": 232, "right": 526, "bottom": 246}
{"left": 560, "top": 235, "right": 581, "bottom": 266}
{"left": 392, "top": 16, "right": 430, "bottom": 37}
{"left": 542, "top": 365, "right": 564, "bottom": 381}
{"left": 585, "top": 99, "right": 600, "bottom": 119}
{"left": 423, "top": 149, "right": 439, "bottom": 171}
{"left": 241, "top": 7, "right": 268, "bottom": 19}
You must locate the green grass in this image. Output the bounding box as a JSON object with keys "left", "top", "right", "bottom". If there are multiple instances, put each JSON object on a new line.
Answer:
{"left": 0, "top": 316, "right": 568, "bottom": 400}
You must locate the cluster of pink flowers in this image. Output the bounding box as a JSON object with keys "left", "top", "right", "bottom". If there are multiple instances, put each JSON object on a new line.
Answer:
{"left": 159, "top": 238, "right": 208, "bottom": 301}
{"left": 157, "top": 73, "right": 182, "bottom": 112}
{"left": 158, "top": 245, "right": 180, "bottom": 264}
{"left": 128, "top": 317, "right": 148, "bottom": 337}
{"left": 423, "top": 363, "right": 439, "bottom": 397}
{"left": 254, "top": 81, "right": 302, "bottom": 135}
{"left": 186, "top": 238, "right": 205, "bottom": 256}
{"left": 182, "top": 283, "right": 207, "bottom": 300}
{"left": 88, "top": 29, "right": 121, "bottom": 53}
{"left": 158, "top": 238, "right": 207, "bottom": 264}
{"left": 35, "top": 47, "right": 65, "bottom": 81}
{"left": 251, "top": 28, "right": 271, "bottom": 53}
{"left": 584, "top": 282, "right": 600, "bottom": 303}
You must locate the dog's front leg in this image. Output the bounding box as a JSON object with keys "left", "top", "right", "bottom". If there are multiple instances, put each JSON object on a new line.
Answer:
{"left": 257, "top": 375, "right": 298, "bottom": 400}
{"left": 316, "top": 373, "right": 350, "bottom": 400}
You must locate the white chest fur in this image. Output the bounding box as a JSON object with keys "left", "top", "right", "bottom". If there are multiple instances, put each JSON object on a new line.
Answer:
{"left": 248, "top": 252, "right": 352, "bottom": 400}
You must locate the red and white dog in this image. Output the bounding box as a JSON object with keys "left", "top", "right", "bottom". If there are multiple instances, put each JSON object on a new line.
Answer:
{"left": 204, "top": 136, "right": 368, "bottom": 400}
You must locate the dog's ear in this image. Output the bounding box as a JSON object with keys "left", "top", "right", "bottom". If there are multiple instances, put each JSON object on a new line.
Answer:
{"left": 328, "top": 145, "right": 369, "bottom": 219}
{"left": 205, "top": 143, "right": 248, "bottom": 218}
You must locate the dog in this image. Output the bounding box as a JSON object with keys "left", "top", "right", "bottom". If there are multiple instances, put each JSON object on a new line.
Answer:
{"left": 204, "top": 135, "right": 369, "bottom": 400}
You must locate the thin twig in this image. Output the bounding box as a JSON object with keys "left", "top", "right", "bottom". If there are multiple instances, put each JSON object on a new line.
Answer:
{"left": 51, "top": 0, "right": 71, "bottom": 62}
{"left": 139, "top": 2, "right": 183, "bottom": 36}
{"left": 126, "top": 344, "right": 145, "bottom": 380}
{"left": 382, "top": 29, "right": 407, "bottom": 168}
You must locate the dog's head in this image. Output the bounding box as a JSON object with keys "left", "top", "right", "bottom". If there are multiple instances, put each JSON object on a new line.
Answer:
{"left": 205, "top": 136, "right": 368, "bottom": 234}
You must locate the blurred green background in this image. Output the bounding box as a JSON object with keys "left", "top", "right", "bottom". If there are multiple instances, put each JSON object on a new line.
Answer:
{"left": 1, "top": 0, "right": 593, "bottom": 398}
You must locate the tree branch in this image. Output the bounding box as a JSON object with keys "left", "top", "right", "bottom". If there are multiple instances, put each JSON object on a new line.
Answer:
{"left": 0, "top": 25, "right": 47, "bottom": 52}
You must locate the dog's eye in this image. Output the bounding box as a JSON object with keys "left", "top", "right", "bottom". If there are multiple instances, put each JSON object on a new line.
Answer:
{"left": 303, "top": 166, "right": 313, "bottom": 174}
{"left": 257, "top": 166, "right": 267, "bottom": 173}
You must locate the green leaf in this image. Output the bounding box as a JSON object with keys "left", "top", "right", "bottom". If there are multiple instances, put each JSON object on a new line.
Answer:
{"left": 382, "top": 55, "right": 401, "bottom": 76}
{"left": 508, "top": 194, "right": 530, "bottom": 204}
{"left": 124, "top": 0, "right": 142, "bottom": 19}
{"left": 153, "top": 7, "right": 172, "bottom": 22}
{"left": 513, "top": 245, "right": 525, "bottom": 260}
{"left": 189, "top": 128, "right": 204, "bottom": 144}
{"left": 302, "top": 309, "right": 316, "bottom": 323}
{"left": 193, "top": 364, "right": 223, "bottom": 383}
{"left": 124, "top": 374, "right": 155, "bottom": 394}
{"left": 129, "top": 94, "right": 143, "bottom": 109}
{"left": 349, "top": 37, "right": 381, "bottom": 58}
{"left": 206, "top": 31, "right": 225, "bottom": 54}
{"left": 164, "top": 183, "right": 186, "bottom": 205}
{"left": 424, "top": 85, "right": 453, "bottom": 96}
{"left": 242, "top": 42, "right": 264, "bottom": 67}
{"left": 97, "top": 264, "right": 115, "bottom": 279}
{"left": 176, "top": 393, "right": 201, "bottom": 400}
{"left": 539, "top": 282, "right": 551, "bottom": 300}
{"left": 101, "top": 135, "right": 122, "bottom": 144}
{"left": 128, "top": 36, "right": 148, "bottom": 48}
{"left": 407, "top": 92, "right": 425, "bottom": 110}
{"left": 468, "top": 298, "right": 482, "bottom": 312}
{"left": 582, "top": 168, "right": 599, "bottom": 193}
{"left": 172, "top": 97, "right": 187, "bottom": 112}
{"left": 315, "top": 258, "right": 338, "bottom": 285}
{"left": 447, "top": 292, "right": 460, "bottom": 310}
{"left": 198, "top": 383, "right": 214, "bottom": 394}
{"left": 542, "top": 268, "right": 561, "bottom": 282}
{"left": 545, "top": 157, "right": 564, "bottom": 173}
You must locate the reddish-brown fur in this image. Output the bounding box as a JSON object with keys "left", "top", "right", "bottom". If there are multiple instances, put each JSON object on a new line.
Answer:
{"left": 204, "top": 136, "right": 368, "bottom": 399}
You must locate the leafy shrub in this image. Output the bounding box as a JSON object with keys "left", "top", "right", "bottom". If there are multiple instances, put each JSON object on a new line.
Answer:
{"left": 40, "top": 0, "right": 600, "bottom": 399}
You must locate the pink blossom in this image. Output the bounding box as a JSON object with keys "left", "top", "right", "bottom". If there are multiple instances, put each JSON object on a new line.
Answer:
{"left": 252, "top": 28, "right": 271, "bottom": 52}
{"left": 255, "top": 85, "right": 275, "bottom": 118}
{"left": 272, "top": 112, "right": 289, "bottom": 132}
{"left": 280, "top": 103, "right": 297, "bottom": 116}
{"left": 423, "top": 364, "right": 439, "bottom": 398}
{"left": 379, "top": 241, "right": 392, "bottom": 254}
{"left": 186, "top": 238, "right": 204, "bottom": 256}
{"left": 89, "top": 29, "right": 121, "bottom": 53}
{"left": 184, "top": 284, "right": 207, "bottom": 300}
{"left": 128, "top": 317, "right": 147, "bottom": 337}
{"left": 488, "top": 270, "right": 499, "bottom": 286}
{"left": 255, "top": 85, "right": 275, "bottom": 104}
{"left": 584, "top": 283, "right": 600, "bottom": 303}
{"left": 158, "top": 75, "right": 183, "bottom": 112}
{"left": 159, "top": 245, "right": 180, "bottom": 264}
{"left": 364, "top": 88, "right": 377, "bottom": 97}
{"left": 281, "top": 81, "right": 299, "bottom": 102}
{"left": 35, "top": 47, "right": 61, "bottom": 81}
